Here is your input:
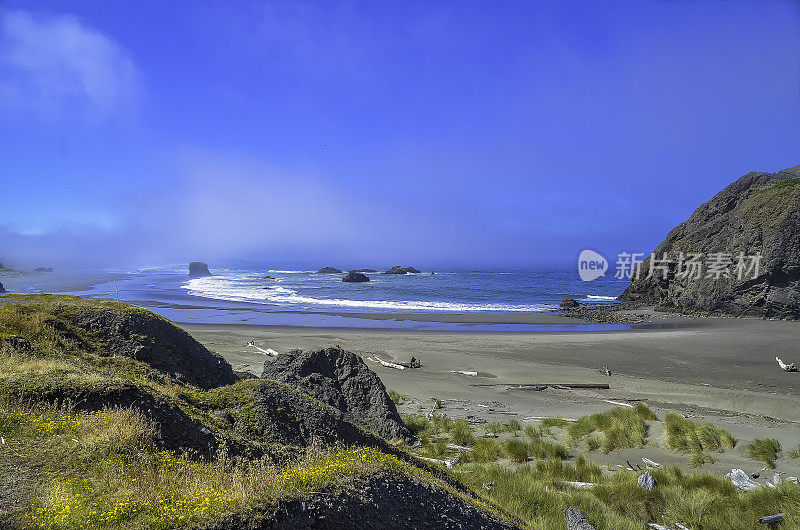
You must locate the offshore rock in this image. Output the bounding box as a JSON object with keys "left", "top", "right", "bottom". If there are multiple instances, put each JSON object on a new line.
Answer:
{"left": 188, "top": 262, "right": 212, "bottom": 278}
{"left": 383, "top": 266, "right": 421, "bottom": 275}
{"left": 317, "top": 267, "right": 343, "bottom": 273}
{"left": 621, "top": 164, "right": 800, "bottom": 319}
{"left": 560, "top": 298, "right": 579, "bottom": 308}
{"left": 342, "top": 272, "right": 370, "bottom": 283}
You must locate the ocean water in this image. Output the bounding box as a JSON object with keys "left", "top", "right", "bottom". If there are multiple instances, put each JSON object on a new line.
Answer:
{"left": 60, "top": 264, "right": 630, "bottom": 330}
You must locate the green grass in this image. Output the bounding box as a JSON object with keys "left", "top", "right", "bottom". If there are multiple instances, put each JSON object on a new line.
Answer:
{"left": 455, "top": 459, "right": 800, "bottom": 529}
{"left": 388, "top": 390, "right": 406, "bottom": 404}
{"left": 539, "top": 417, "right": 571, "bottom": 429}
{"left": 483, "top": 421, "right": 503, "bottom": 435}
{"left": 451, "top": 419, "right": 475, "bottom": 446}
{"left": 566, "top": 403, "right": 657, "bottom": 453}
{"left": 789, "top": 444, "right": 800, "bottom": 460}
{"left": 502, "top": 439, "right": 530, "bottom": 463}
{"left": 664, "top": 413, "right": 736, "bottom": 455}
{"left": 744, "top": 438, "right": 782, "bottom": 469}
{"left": 690, "top": 452, "right": 716, "bottom": 468}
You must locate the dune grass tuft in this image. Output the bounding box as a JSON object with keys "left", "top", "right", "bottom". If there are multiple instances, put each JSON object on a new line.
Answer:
{"left": 566, "top": 403, "right": 656, "bottom": 453}
{"left": 744, "top": 438, "right": 782, "bottom": 469}
{"left": 664, "top": 413, "right": 736, "bottom": 456}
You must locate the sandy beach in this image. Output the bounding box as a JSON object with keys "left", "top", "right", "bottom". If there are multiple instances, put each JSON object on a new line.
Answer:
{"left": 181, "top": 311, "right": 800, "bottom": 477}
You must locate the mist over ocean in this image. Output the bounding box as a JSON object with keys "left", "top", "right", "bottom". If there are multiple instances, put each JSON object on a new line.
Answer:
{"left": 47, "top": 263, "right": 630, "bottom": 330}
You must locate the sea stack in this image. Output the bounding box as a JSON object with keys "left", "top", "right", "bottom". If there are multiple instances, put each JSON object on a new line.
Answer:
{"left": 0, "top": 282, "right": 6, "bottom": 293}
{"left": 342, "top": 272, "right": 370, "bottom": 283}
{"left": 560, "top": 298, "right": 579, "bottom": 308}
{"left": 621, "top": 164, "right": 800, "bottom": 319}
{"left": 317, "top": 267, "right": 343, "bottom": 273}
{"left": 383, "top": 266, "right": 421, "bottom": 275}
{"left": 188, "top": 262, "right": 212, "bottom": 278}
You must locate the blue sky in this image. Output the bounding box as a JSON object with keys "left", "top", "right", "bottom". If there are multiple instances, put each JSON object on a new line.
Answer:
{"left": 1, "top": 0, "right": 798, "bottom": 268}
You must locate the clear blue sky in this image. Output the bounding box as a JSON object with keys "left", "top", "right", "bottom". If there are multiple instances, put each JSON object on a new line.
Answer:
{"left": 1, "top": 0, "right": 798, "bottom": 268}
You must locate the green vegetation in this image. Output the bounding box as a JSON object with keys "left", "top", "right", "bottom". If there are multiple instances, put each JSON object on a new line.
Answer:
{"left": 539, "top": 417, "right": 571, "bottom": 429}
{"left": 388, "top": 390, "right": 406, "bottom": 404}
{"left": 450, "top": 419, "right": 474, "bottom": 446}
{"left": 664, "top": 413, "right": 736, "bottom": 465}
{"left": 744, "top": 438, "right": 782, "bottom": 469}
{"left": 566, "top": 403, "right": 657, "bottom": 453}
{"left": 757, "top": 177, "right": 800, "bottom": 195}
{"left": 789, "top": 444, "right": 800, "bottom": 460}
{"left": 456, "top": 460, "right": 800, "bottom": 529}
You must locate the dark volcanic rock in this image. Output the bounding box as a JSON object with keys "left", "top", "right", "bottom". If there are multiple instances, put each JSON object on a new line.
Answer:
{"left": 0, "top": 282, "right": 5, "bottom": 294}
{"left": 383, "top": 265, "right": 421, "bottom": 275}
{"left": 317, "top": 267, "right": 343, "bottom": 273}
{"left": 70, "top": 309, "right": 236, "bottom": 389}
{"left": 342, "top": 272, "right": 370, "bottom": 283}
{"left": 621, "top": 164, "right": 800, "bottom": 319}
{"left": 351, "top": 268, "right": 377, "bottom": 273}
{"left": 250, "top": 380, "right": 381, "bottom": 447}
{"left": 261, "top": 347, "right": 409, "bottom": 440}
{"left": 199, "top": 470, "right": 517, "bottom": 529}
{"left": 560, "top": 298, "right": 579, "bottom": 308}
{"left": 189, "top": 262, "right": 212, "bottom": 278}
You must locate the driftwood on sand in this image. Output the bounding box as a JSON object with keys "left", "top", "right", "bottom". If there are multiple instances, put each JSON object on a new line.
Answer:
{"left": 367, "top": 356, "right": 405, "bottom": 370}
{"left": 470, "top": 383, "right": 610, "bottom": 389}
{"left": 246, "top": 341, "right": 279, "bottom": 356}
{"left": 776, "top": 356, "right": 798, "bottom": 372}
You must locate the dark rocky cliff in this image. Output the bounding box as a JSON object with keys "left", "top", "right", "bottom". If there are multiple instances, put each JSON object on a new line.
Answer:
{"left": 621, "top": 164, "right": 800, "bottom": 319}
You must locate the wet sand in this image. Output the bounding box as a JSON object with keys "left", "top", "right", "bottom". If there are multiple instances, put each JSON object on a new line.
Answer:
{"left": 181, "top": 313, "right": 800, "bottom": 477}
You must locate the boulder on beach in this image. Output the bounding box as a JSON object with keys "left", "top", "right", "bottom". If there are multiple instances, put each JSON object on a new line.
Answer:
{"left": 560, "top": 298, "right": 580, "bottom": 308}
{"left": 0, "top": 282, "right": 6, "bottom": 294}
{"left": 342, "top": 272, "right": 370, "bottom": 283}
{"left": 621, "top": 163, "right": 800, "bottom": 319}
{"left": 188, "top": 262, "right": 212, "bottom": 278}
{"left": 383, "top": 266, "right": 421, "bottom": 275}
{"left": 261, "top": 346, "right": 410, "bottom": 440}
{"left": 317, "top": 267, "right": 343, "bottom": 273}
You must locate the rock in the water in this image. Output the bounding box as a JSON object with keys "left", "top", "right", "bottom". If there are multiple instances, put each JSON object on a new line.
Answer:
{"left": 188, "top": 262, "right": 212, "bottom": 278}
{"left": 638, "top": 471, "right": 655, "bottom": 491}
{"left": 383, "top": 266, "right": 421, "bottom": 275}
{"left": 621, "top": 164, "right": 800, "bottom": 319}
{"left": 564, "top": 507, "right": 596, "bottom": 530}
{"left": 351, "top": 268, "right": 377, "bottom": 273}
{"left": 33, "top": 267, "right": 53, "bottom": 272}
{"left": 0, "top": 282, "right": 6, "bottom": 294}
{"left": 261, "top": 347, "right": 409, "bottom": 440}
{"left": 342, "top": 272, "right": 370, "bottom": 283}
{"left": 560, "top": 298, "right": 579, "bottom": 308}
{"left": 70, "top": 308, "right": 236, "bottom": 389}
{"left": 317, "top": 267, "right": 343, "bottom": 273}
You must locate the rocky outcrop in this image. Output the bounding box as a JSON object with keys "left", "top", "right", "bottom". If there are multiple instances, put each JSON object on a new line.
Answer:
{"left": 317, "top": 267, "right": 343, "bottom": 273}
{"left": 189, "top": 262, "right": 212, "bottom": 278}
{"left": 199, "top": 470, "right": 516, "bottom": 529}
{"left": 71, "top": 308, "right": 236, "bottom": 389}
{"left": 621, "top": 164, "right": 800, "bottom": 319}
{"left": 351, "top": 268, "right": 377, "bottom": 273}
{"left": 383, "top": 266, "right": 421, "bottom": 275}
{"left": 261, "top": 347, "right": 409, "bottom": 440}
{"left": 342, "top": 272, "right": 370, "bottom": 283}
{"left": 564, "top": 508, "right": 596, "bottom": 530}
{"left": 560, "top": 298, "right": 579, "bottom": 308}
{"left": 250, "top": 380, "right": 382, "bottom": 447}
{"left": 0, "top": 282, "right": 5, "bottom": 294}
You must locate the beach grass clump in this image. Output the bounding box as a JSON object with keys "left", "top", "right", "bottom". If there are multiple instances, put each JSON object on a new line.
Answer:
{"left": 503, "top": 420, "right": 522, "bottom": 435}
{"left": 566, "top": 404, "right": 656, "bottom": 452}
{"left": 455, "top": 457, "right": 800, "bottom": 530}
{"left": 467, "top": 438, "right": 502, "bottom": 463}
{"left": 483, "top": 421, "right": 503, "bottom": 435}
{"left": 527, "top": 438, "right": 569, "bottom": 460}
{"left": 664, "top": 413, "right": 736, "bottom": 454}
{"left": 450, "top": 419, "right": 475, "bottom": 446}
{"left": 502, "top": 439, "right": 530, "bottom": 462}
{"left": 689, "top": 452, "right": 716, "bottom": 468}
{"left": 524, "top": 424, "right": 551, "bottom": 440}
{"left": 789, "top": 444, "right": 800, "bottom": 460}
{"left": 401, "top": 414, "right": 430, "bottom": 436}
{"left": 539, "top": 417, "right": 571, "bottom": 429}
{"left": 744, "top": 438, "right": 782, "bottom": 468}
{"left": 388, "top": 390, "right": 406, "bottom": 404}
